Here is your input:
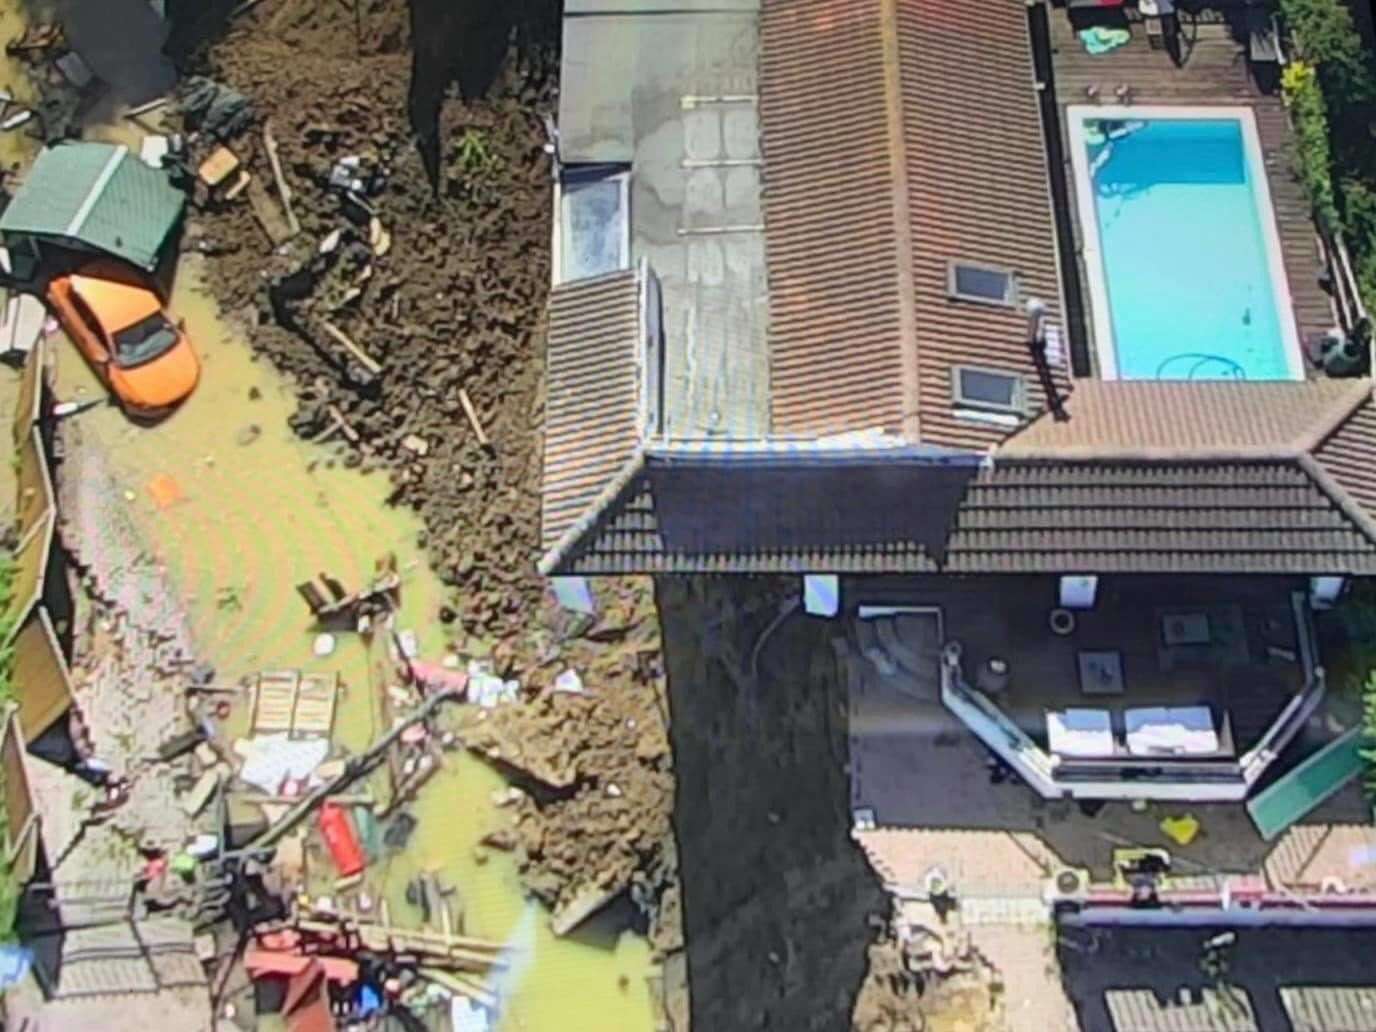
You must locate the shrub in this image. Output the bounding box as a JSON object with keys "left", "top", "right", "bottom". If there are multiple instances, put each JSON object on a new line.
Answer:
{"left": 1282, "top": 61, "right": 1342, "bottom": 232}
{"left": 1278, "top": 0, "right": 1376, "bottom": 108}
{"left": 1340, "top": 176, "right": 1376, "bottom": 315}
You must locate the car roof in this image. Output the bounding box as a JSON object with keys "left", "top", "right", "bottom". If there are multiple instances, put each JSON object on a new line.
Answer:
{"left": 69, "top": 272, "right": 161, "bottom": 331}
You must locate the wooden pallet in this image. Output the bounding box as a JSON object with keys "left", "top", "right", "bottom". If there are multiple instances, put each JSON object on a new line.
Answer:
{"left": 252, "top": 670, "right": 300, "bottom": 735}
{"left": 292, "top": 673, "right": 339, "bottom": 739}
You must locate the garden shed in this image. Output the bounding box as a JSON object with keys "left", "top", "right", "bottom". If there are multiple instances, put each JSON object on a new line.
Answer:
{"left": 0, "top": 141, "right": 185, "bottom": 279}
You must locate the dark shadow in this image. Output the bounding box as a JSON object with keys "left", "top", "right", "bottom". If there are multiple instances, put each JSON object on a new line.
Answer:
{"left": 405, "top": 0, "right": 560, "bottom": 191}
{"left": 162, "top": 0, "right": 238, "bottom": 66}
{"left": 657, "top": 577, "right": 887, "bottom": 1032}
{"left": 17, "top": 845, "right": 63, "bottom": 1000}
{"left": 563, "top": 892, "right": 640, "bottom": 952}
{"left": 53, "top": 0, "right": 176, "bottom": 106}
{"left": 406, "top": 0, "right": 515, "bottom": 191}
{"left": 1058, "top": 925, "right": 1376, "bottom": 1032}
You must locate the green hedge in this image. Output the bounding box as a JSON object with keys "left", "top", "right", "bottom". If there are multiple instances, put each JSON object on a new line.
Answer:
{"left": 1279, "top": 0, "right": 1376, "bottom": 105}
{"left": 1282, "top": 61, "right": 1342, "bottom": 232}
{"left": 1279, "top": 0, "right": 1376, "bottom": 316}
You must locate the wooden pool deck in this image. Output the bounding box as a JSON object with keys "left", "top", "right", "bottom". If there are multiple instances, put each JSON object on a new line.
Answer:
{"left": 1047, "top": 5, "right": 1335, "bottom": 373}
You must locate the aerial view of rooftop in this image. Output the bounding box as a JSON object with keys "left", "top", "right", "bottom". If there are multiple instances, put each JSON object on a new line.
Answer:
{"left": 0, "top": 0, "right": 1372, "bottom": 1031}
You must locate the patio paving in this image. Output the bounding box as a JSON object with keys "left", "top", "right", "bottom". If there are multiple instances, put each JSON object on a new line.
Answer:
{"left": 843, "top": 577, "right": 1370, "bottom": 882}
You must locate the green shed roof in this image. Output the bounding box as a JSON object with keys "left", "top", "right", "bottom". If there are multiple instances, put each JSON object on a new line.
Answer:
{"left": 0, "top": 142, "right": 185, "bottom": 271}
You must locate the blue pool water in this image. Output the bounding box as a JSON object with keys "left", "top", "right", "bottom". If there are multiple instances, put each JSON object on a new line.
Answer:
{"left": 1082, "top": 117, "right": 1297, "bottom": 380}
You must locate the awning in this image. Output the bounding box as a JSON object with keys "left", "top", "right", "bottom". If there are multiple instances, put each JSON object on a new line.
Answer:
{"left": 0, "top": 142, "right": 185, "bottom": 271}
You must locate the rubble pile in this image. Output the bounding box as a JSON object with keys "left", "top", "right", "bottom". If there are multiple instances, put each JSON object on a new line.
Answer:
{"left": 178, "top": 0, "right": 681, "bottom": 956}
{"left": 851, "top": 911, "right": 1008, "bottom": 1032}
{"left": 185, "top": 9, "right": 554, "bottom": 643}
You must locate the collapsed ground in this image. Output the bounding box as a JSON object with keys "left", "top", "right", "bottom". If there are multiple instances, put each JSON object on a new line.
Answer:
{"left": 177, "top": 0, "right": 677, "bottom": 965}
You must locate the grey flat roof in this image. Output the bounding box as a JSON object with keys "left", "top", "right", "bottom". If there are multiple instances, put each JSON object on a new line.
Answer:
{"left": 559, "top": 3, "right": 768, "bottom": 439}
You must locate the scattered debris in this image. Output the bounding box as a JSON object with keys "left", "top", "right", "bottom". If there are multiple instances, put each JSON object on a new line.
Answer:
{"left": 5, "top": 22, "right": 64, "bottom": 55}
{"left": 262, "top": 119, "right": 300, "bottom": 238}
{"left": 178, "top": 75, "right": 255, "bottom": 140}
{"left": 54, "top": 51, "right": 93, "bottom": 89}
{"left": 457, "top": 387, "right": 489, "bottom": 449}
{"left": 552, "top": 669, "right": 585, "bottom": 696}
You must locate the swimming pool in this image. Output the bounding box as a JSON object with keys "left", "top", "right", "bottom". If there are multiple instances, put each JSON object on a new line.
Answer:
{"left": 1067, "top": 105, "right": 1303, "bottom": 381}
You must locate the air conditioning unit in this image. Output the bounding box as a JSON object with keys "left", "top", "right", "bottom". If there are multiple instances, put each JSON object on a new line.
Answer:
{"left": 1046, "top": 867, "right": 1091, "bottom": 903}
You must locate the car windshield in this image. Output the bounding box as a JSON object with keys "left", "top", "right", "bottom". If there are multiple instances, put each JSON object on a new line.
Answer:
{"left": 113, "top": 311, "right": 179, "bottom": 367}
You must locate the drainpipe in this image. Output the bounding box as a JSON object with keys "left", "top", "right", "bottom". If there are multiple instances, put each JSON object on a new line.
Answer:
{"left": 1026, "top": 297, "right": 1069, "bottom": 421}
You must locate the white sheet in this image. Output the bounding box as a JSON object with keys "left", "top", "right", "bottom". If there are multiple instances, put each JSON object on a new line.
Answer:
{"left": 1124, "top": 706, "right": 1218, "bottom": 756}
{"left": 1046, "top": 708, "right": 1115, "bottom": 757}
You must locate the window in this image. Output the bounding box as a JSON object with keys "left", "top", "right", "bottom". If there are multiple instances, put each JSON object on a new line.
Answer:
{"left": 557, "top": 169, "right": 630, "bottom": 284}
{"left": 951, "top": 364, "right": 1026, "bottom": 416}
{"left": 114, "top": 311, "right": 179, "bottom": 367}
{"left": 948, "top": 260, "right": 1017, "bottom": 306}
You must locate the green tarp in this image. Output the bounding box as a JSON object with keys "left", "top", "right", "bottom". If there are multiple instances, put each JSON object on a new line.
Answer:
{"left": 0, "top": 141, "right": 184, "bottom": 271}
{"left": 1247, "top": 728, "right": 1364, "bottom": 841}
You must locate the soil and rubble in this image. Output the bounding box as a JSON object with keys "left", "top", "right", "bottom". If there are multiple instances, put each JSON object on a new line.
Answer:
{"left": 0, "top": 3, "right": 1012, "bottom": 1030}
{"left": 170, "top": 0, "right": 681, "bottom": 977}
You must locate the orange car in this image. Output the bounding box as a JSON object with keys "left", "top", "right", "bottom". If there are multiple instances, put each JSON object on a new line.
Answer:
{"left": 46, "top": 262, "right": 199, "bottom": 418}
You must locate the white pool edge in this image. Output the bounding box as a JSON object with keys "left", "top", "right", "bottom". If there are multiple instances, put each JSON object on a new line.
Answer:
{"left": 1065, "top": 104, "right": 1305, "bottom": 382}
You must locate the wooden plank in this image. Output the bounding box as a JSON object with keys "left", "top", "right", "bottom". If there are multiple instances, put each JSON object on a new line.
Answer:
{"left": 245, "top": 175, "right": 292, "bottom": 246}
{"left": 252, "top": 670, "right": 300, "bottom": 734}
{"left": 458, "top": 387, "right": 489, "bottom": 447}
{"left": 291, "top": 672, "right": 338, "bottom": 739}
{"left": 320, "top": 320, "right": 382, "bottom": 377}
{"left": 262, "top": 119, "right": 300, "bottom": 237}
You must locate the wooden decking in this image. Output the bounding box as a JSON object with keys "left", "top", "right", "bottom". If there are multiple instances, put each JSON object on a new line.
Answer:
{"left": 1048, "top": 7, "right": 1335, "bottom": 371}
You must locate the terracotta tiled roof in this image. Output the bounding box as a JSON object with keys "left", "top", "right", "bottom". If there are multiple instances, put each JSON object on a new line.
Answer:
{"left": 1002, "top": 380, "right": 1370, "bottom": 459}
{"left": 760, "top": 0, "right": 1065, "bottom": 446}
{"left": 540, "top": 270, "right": 644, "bottom": 554}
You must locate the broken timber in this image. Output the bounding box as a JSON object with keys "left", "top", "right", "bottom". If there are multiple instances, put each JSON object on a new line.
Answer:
{"left": 458, "top": 388, "right": 489, "bottom": 448}
{"left": 262, "top": 120, "right": 300, "bottom": 238}
{"left": 246, "top": 175, "right": 292, "bottom": 245}
{"left": 320, "top": 320, "right": 382, "bottom": 379}
{"left": 232, "top": 687, "right": 464, "bottom": 853}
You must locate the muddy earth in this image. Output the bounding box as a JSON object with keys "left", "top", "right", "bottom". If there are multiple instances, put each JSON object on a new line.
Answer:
{"left": 169, "top": 0, "right": 678, "bottom": 962}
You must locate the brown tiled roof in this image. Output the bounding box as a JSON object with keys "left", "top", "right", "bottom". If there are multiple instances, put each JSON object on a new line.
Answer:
{"left": 948, "top": 459, "right": 1376, "bottom": 574}
{"left": 548, "top": 449, "right": 972, "bottom": 575}
{"left": 1002, "top": 380, "right": 1370, "bottom": 459}
{"left": 760, "top": 0, "right": 910, "bottom": 437}
{"left": 760, "top": 0, "right": 1065, "bottom": 446}
{"left": 541, "top": 439, "right": 1376, "bottom": 575}
{"left": 540, "top": 270, "right": 643, "bottom": 554}
{"left": 1312, "top": 393, "right": 1376, "bottom": 522}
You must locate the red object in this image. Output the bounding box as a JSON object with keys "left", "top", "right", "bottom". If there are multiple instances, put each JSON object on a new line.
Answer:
{"left": 283, "top": 960, "right": 338, "bottom": 1032}
{"left": 407, "top": 660, "right": 468, "bottom": 696}
{"left": 318, "top": 802, "right": 365, "bottom": 877}
{"left": 245, "top": 947, "right": 359, "bottom": 985}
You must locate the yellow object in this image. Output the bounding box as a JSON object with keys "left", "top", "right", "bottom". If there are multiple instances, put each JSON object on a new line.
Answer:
{"left": 1160, "top": 813, "right": 1201, "bottom": 846}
